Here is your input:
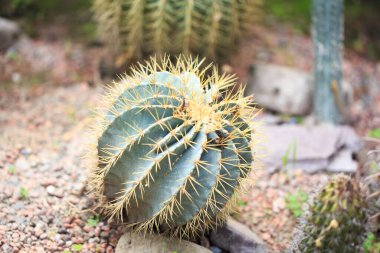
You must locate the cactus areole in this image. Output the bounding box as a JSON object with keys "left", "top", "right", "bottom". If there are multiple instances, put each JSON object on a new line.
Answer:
{"left": 87, "top": 57, "right": 257, "bottom": 238}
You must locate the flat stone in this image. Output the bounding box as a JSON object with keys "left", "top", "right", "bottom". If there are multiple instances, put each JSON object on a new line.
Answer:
{"left": 261, "top": 124, "right": 361, "bottom": 173}
{"left": 209, "top": 218, "right": 267, "bottom": 253}
{"left": 115, "top": 231, "right": 212, "bottom": 253}
{"left": 327, "top": 148, "right": 358, "bottom": 172}
{"left": 0, "top": 17, "right": 21, "bottom": 51}
{"left": 246, "top": 63, "right": 312, "bottom": 115}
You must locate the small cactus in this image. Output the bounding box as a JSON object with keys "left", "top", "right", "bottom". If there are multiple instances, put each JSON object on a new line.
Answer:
{"left": 92, "top": 0, "right": 261, "bottom": 65}
{"left": 365, "top": 141, "right": 380, "bottom": 217}
{"left": 289, "top": 175, "right": 368, "bottom": 253}
{"left": 87, "top": 56, "right": 258, "bottom": 238}
{"left": 364, "top": 142, "right": 380, "bottom": 251}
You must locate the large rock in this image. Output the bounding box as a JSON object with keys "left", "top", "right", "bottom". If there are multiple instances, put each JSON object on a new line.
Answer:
{"left": 0, "top": 17, "right": 21, "bottom": 51}
{"left": 261, "top": 124, "right": 361, "bottom": 173}
{"left": 246, "top": 63, "right": 312, "bottom": 115}
{"left": 245, "top": 63, "right": 354, "bottom": 117}
{"left": 209, "top": 218, "right": 267, "bottom": 253}
{"left": 115, "top": 231, "right": 212, "bottom": 253}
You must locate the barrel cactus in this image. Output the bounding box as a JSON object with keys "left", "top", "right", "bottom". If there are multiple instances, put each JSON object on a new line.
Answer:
{"left": 289, "top": 175, "right": 368, "bottom": 253}
{"left": 87, "top": 56, "right": 257, "bottom": 238}
{"left": 92, "top": 0, "right": 261, "bottom": 65}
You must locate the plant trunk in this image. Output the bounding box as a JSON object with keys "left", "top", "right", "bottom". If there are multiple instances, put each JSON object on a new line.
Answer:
{"left": 312, "top": 0, "right": 344, "bottom": 124}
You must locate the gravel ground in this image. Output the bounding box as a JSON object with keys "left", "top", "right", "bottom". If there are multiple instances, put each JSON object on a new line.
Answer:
{"left": 0, "top": 84, "right": 123, "bottom": 253}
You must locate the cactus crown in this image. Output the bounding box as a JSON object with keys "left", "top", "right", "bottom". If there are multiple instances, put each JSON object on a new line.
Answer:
{"left": 87, "top": 56, "right": 258, "bottom": 238}
{"left": 289, "top": 175, "right": 367, "bottom": 253}
{"left": 92, "top": 0, "right": 261, "bottom": 65}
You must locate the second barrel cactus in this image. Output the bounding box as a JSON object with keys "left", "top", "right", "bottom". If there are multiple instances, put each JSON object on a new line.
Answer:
{"left": 289, "top": 175, "right": 368, "bottom": 253}
{"left": 87, "top": 56, "right": 257, "bottom": 238}
{"left": 93, "top": 0, "right": 261, "bottom": 65}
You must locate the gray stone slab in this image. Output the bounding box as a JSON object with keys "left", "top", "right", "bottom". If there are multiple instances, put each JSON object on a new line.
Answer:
{"left": 261, "top": 124, "right": 360, "bottom": 173}
{"left": 209, "top": 218, "right": 267, "bottom": 253}
{"left": 115, "top": 231, "right": 212, "bottom": 253}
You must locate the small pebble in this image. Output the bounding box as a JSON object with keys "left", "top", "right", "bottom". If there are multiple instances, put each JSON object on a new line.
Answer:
{"left": 33, "top": 228, "right": 43, "bottom": 238}
{"left": 46, "top": 185, "right": 63, "bottom": 198}
{"left": 106, "top": 246, "right": 114, "bottom": 253}
{"left": 100, "top": 231, "right": 109, "bottom": 238}
{"left": 209, "top": 246, "right": 223, "bottom": 253}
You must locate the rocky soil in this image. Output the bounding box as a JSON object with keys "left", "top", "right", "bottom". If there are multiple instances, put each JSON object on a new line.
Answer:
{"left": 0, "top": 84, "right": 123, "bottom": 253}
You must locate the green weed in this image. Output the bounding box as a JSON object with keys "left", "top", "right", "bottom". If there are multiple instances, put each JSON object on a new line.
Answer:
{"left": 7, "top": 165, "right": 16, "bottom": 174}
{"left": 72, "top": 244, "right": 83, "bottom": 252}
{"left": 285, "top": 190, "right": 308, "bottom": 217}
{"left": 368, "top": 128, "right": 380, "bottom": 139}
{"left": 282, "top": 140, "right": 297, "bottom": 169}
{"left": 364, "top": 232, "right": 380, "bottom": 253}
{"left": 86, "top": 215, "right": 99, "bottom": 227}
{"left": 370, "top": 161, "right": 379, "bottom": 172}
{"left": 19, "top": 187, "right": 29, "bottom": 199}
{"left": 236, "top": 199, "right": 248, "bottom": 207}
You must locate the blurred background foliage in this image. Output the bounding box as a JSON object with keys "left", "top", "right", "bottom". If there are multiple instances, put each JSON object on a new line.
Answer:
{"left": 263, "top": 0, "right": 380, "bottom": 60}
{"left": 1, "top": 0, "right": 380, "bottom": 59}
{"left": 0, "top": 0, "right": 95, "bottom": 41}
{"left": 0, "top": 0, "right": 91, "bottom": 21}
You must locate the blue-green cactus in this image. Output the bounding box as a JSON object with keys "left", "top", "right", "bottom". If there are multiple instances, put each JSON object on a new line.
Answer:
{"left": 87, "top": 56, "right": 257, "bottom": 238}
